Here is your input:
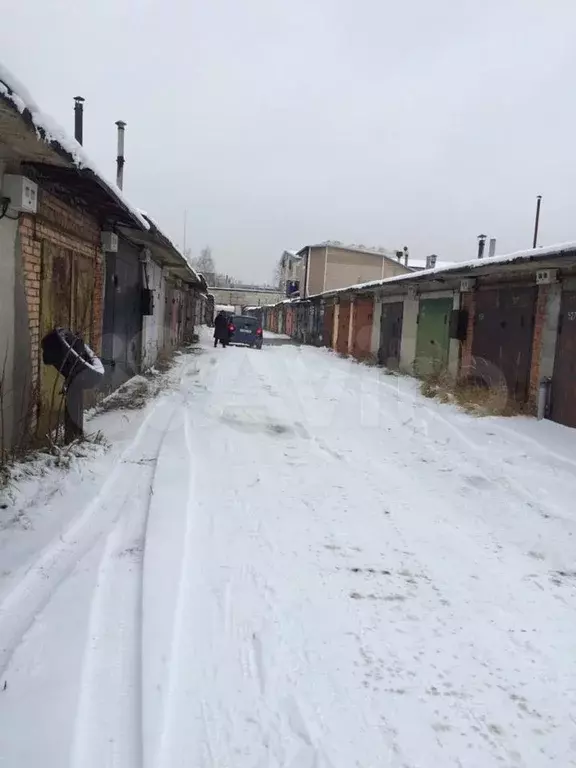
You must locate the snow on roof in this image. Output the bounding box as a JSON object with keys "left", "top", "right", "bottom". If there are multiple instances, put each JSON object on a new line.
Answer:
{"left": 0, "top": 61, "right": 149, "bottom": 231}
{"left": 315, "top": 240, "right": 576, "bottom": 298}
{"left": 408, "top": 259, "right": 456, "bottom": 270}
{"left": 137, "top": 209, "right": 199, "bottom": 282}
{"left": 297, "top": 242, "right": 403, "bottom": 261}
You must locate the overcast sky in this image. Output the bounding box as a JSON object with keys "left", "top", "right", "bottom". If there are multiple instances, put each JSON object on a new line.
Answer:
{"left": 2, "top": 0, "right": 576, "bottom": 282}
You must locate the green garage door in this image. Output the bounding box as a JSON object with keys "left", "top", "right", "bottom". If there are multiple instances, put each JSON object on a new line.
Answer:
{"left": 415, "top": 298, "right": 452, "bottom": 375}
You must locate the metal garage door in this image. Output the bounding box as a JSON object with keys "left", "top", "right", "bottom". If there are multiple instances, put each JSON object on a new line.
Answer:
{"left": 352, "top": 297, "right": 374, "bottom": 360}
{"left": 323, "top": 304, "right": 334, "bottom": 348}
{"left": 378, "top": 301, "right": 404, "bottom": 369}
{"left": 550, "top": 290, "right": 576, "bottom": 428}
{"left": 101, "top": 244, "right": 143, "bottom": 392}
{"left": 472, "top": 286, "right": 536, "bottom": 402}
{"left": 415, "top": 298, "right": 452, "bottom": 375}
{"left": 336, "top": 300, "right": 351, "bottom": 355}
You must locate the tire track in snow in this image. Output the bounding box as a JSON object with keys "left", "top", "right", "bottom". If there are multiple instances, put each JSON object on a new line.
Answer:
{"left": 147, "top": 407, "right": 199, "bottom": 768}
{"left": 70, "top": 405, "right": 179, "bottom": 768}
{"left": 0, "top": 397, "right": 176, "bottom": 679}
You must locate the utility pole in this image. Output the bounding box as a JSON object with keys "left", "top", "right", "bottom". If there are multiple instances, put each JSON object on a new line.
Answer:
{"left": 183, "top": 210, "right": 188, "bottom": 254}
{"left": 533, "top": 195, "right": 542, "bottom": 249}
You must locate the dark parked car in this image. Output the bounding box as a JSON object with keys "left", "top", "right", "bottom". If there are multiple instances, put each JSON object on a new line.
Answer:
{"left": 228, "top": 315, "right": 263, "bottom": 349}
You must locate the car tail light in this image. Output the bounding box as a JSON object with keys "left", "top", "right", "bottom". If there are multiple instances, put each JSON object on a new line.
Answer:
{"left": 256, "top": 328, "right": 262, "bottom": 336}
{"left": 228, "top": 323, "right": 235, "bottom": 332}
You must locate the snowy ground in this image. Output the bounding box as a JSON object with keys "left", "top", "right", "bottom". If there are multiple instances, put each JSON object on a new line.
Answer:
{"left": 1, "top": 328, "right": 576, "bottom": 767}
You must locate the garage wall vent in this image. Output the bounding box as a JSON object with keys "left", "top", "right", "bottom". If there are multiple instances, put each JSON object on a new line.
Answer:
{"left": 536, "top": 269, "right": 558, "bottom": 285}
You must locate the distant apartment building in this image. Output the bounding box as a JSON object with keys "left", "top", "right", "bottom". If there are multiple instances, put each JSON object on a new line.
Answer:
{"left": 282, "top": 242, "right": 411, "bottom": 298}
{"left": 279, "top": 250, "right": 303, "bottom": 297}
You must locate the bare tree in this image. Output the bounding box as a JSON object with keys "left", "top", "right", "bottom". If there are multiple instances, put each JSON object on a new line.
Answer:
{"left": 192, "top": 246, "right": 216, "bottom": 284}
{"left": 273, "top": 256, "right": 284, "bottom": 290}
{"left": 197, "top": 246, "right": 215, "bottom": 273}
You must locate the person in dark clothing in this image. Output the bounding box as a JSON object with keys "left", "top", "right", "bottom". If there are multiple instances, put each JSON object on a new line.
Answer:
{"left": 213, "top": 310, "right": 230, "bottom": 347}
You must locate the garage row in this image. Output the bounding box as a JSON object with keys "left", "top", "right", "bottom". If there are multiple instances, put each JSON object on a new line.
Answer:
{"left": 249, "top": 244, "right": 576, "bottom": 430}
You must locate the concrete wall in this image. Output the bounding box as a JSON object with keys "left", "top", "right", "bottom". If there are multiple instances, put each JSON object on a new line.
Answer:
{"left": 324, "top": 249, "right": 410, "bottom": 293}
{"left": 0, "top": 161, "right": 17, "bottom": 451}
{"left": 529, "top": 283, "right": 562, "bottom": 408}
{"left": 332, "top": 303, "right": 340, "bottom": 350}
{"left": 210, "top": 287, "right": 283, "bottom": 308}
{"left": 0, "top": 161, "right": 33, "bottom": 451}
{"left": 448, "top": 292, "right": 461, "bottom": 379}
{"left": 384, "top": 259, "right": 412, "bottom": 279}
{"left": 399, "top": 297, "right": 419, "bottom": 373}
{"left": 347, "top": 298, "right": 355, "bottom": 354}
{"left": 306, "top": 247, "right": 326, "bottom": 296}
{"left": 142, "top": 260, "right": 166, "bottom": 369}
{"left": 539, "top": 283, "right": 562, "bottom": 381}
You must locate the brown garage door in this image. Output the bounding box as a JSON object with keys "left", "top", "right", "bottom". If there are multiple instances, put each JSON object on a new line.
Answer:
{"left": 472, "top": 286, "right": 536, "bottom": 402}
{"left": 352, "top": 297, "right": 374, "bottom": 360}
{"left": 336, "top": 300, "right": 351, "bottom": 355}
{"left": 550, "top": 290, "right": 576, "bottom": 428}
{"left": 323, "top": 304, "right": 334, "bottom": 348}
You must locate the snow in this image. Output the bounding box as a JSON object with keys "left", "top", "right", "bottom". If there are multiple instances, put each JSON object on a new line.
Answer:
{"left": 408, "top": 259, "right": 456, "bottom": 270}
{"left": 1, "top": 331, "right": 576, "bottom": 766}
{"left": 304, "top": 242, "right": 401, "bottom": 260}
{"left": 317, "top": 240, "right": 576, "bottom": 298}
{"left": 0, "top": 61, "right": 149, "bottom": 231}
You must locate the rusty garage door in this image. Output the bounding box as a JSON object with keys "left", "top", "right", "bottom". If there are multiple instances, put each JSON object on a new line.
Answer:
{"left": 415, "top": 298, "right": 452, "bottom": 375}
{"left": 323, "top": 304, "right": 334, "bottom": 347}
{"left": 39, "top": 243, "right": 72, "bottom": 436}
{"left": 336, "top": 300, "right": 351, "bottom": 355}
{"left": 550, "top": 290, "right": 576, "bottom": 428}
{"left": 39, "top": 243, "right": 96, "bottom": 436}
{"left": 351, "top": 297, "right": 374, "bottom": 360}
{"left": 472, "top": 286, "right": 536, "bottom": 402}
{"left": 378, "top": 301, "right": 404, "bottom": 369}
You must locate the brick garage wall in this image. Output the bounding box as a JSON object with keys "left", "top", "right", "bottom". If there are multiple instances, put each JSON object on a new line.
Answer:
{"left": 36, "top": 190, "right": 102, "bottom": 350}
{"left": 19, "top": 189, "right": 103, "bottom": 431}
{"left": 528, "top": 284, "right": 549, "bottom": 411}
{"left": 19, "top": 215, "right": 42, "bottom": 398}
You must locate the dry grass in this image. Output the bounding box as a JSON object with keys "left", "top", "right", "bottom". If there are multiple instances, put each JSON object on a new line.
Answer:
{"left": 0, "top": 429, "right": 110, "bottom": 502}
{"left": 419, "top": 371, "right": 526, "bottom": 417}
{"left": 152, "top": 349, "right": 176, "bottom": 374}
{"left": 94, "top": 376, "right": 155, "bottom": 414}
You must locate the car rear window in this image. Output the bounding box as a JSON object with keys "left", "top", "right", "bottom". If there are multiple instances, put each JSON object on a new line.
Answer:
{"left": 233, "top": 316, "right": 257, "bottom": 327}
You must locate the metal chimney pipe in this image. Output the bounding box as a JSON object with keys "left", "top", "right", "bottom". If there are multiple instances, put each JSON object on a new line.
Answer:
{"left": 115, "top": 120, "right": 126, "bottom": 190}
{"left": 403, "top": 246, "right": 409, "bottom": 267}
{"left": 477, "top": 234, "right": 487, "bottom": 260}
{"left": 533, "top": 195, "right": 542, "bottom": 249}
{"left": 488, "top": 238, "right": 497, "bottom": 258}
{"left": 74, "top": 96, "right": 85, "bottom": 145}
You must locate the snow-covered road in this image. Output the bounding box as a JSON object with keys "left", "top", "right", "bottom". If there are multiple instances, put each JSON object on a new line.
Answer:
{"left": 1, "top": 329, "right": 576, "bottom": 767}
